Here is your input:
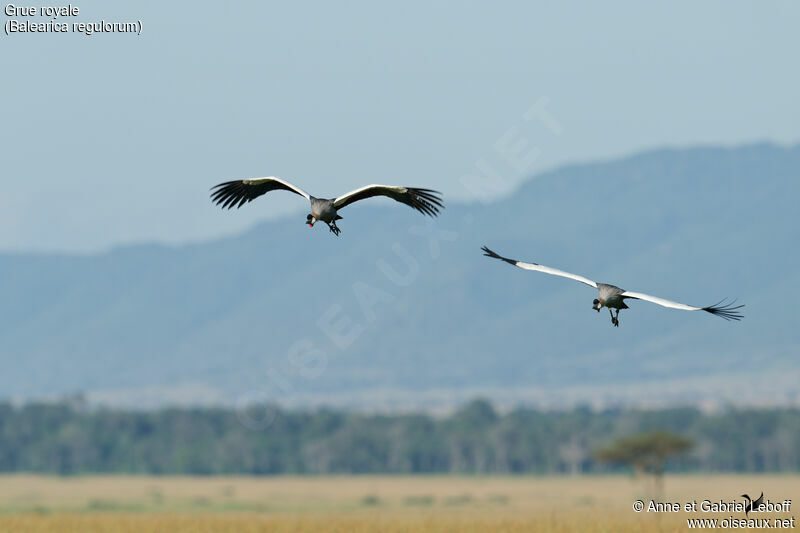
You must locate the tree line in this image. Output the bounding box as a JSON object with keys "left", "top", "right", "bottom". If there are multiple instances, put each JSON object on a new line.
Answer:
{"left": 0, "top": 397, "right": 798, "bottom": 475}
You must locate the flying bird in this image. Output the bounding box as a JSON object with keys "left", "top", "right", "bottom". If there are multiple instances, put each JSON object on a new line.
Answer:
{"left": 742, "top": 492, "right": 764, "bottom": 517}
{"left": 481, "top": 246, "right": 743, "bottom": 327}
{"left": 211, "top": 177, "right": 443, "bottom": 235}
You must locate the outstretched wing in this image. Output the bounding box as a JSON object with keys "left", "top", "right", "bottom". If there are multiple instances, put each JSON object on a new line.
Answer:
{"left": 481, "top": 246, "right": 598, "bottom": 288}
{"left": 621, "top": 291, "right": 744, "bottom": 321}
{"left": 210, "top": 177, "right": 310, "bottom": 209}
{"left": 333, "top": 185, "right": 443, "bottom": 216}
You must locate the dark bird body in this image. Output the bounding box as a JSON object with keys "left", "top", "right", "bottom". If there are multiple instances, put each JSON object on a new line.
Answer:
{"left": 742, "top": 492, "right": 764, "bottom": 517}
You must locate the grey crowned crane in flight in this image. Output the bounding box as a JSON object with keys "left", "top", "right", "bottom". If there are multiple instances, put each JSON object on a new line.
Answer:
{"left": 481, "top": 246, "right": 743, "bottom": 327}
{"left": 211, "top": 177, "right": 443, "bottom": 236}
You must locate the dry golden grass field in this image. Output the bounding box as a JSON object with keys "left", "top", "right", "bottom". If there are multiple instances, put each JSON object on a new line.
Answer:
{"left": 0, "top": 475, "right": 796, "bottom": 532}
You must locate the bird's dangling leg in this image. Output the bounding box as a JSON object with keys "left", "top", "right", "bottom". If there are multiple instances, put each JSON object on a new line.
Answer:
{"left": 327, "top": 222, "right": 341, "bottom": 236}
{"left": 613, "top": 309, "right": 620, "bottom": 327}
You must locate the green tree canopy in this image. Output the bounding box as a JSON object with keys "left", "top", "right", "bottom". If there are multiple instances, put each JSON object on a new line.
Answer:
{"left": 595, "top": 431, "right": 693, "bottom": 476}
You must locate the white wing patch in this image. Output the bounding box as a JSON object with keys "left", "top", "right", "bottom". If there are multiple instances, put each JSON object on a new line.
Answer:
{"left": 482, "top": 246, "right": 598, "bottom": 288}
{"left": 620, "top": 291, "right": 702, "bottom": 311}
{"left": 333, "top": 184, "right": 406, "bottom": 207}
{"left": 242, "top": 177, "right": 311, "bottom": 199}
{"left": 512, "top": 260, "right": 598, "bottom": 288}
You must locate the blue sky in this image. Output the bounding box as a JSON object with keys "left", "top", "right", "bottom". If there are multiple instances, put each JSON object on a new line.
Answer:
{"left": 1, "top": 1, "right": 798, "bottom": 252}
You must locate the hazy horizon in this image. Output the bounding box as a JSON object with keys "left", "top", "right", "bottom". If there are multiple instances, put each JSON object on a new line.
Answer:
{"left": 2, "top": 143, "right": 797, "bottom": 409}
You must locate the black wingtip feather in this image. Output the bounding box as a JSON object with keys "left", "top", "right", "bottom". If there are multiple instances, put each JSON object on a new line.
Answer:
{"left": 703, "top": 298, "right": 745, "bottom": 321}
{"left": 209, "top": 180, "right": 263, "bottom": 210}
{"left": 481, "top": 246, "right": 519, "bottom": 266}
{"left": 481, "top": 245, "right": 499, "bottom": 258}
{"left": 407, "top": 188, "right": 444, "bottom": 217}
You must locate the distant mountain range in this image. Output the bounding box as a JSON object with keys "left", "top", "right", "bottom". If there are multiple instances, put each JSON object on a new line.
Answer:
{"left": 1, "top": 143, "right": 798, "bottom": 410}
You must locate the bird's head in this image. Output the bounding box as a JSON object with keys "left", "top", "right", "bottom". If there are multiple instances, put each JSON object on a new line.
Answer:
{"left": 592, "top": 299, "right": 602, "bottom": 312}
{"left": 741, "top": 494, "right": 751, "bottom": 501}
{"left": 306, "top": 214, "right": 315, "bottom": 228}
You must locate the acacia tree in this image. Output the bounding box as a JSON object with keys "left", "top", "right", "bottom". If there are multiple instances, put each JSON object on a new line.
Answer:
{"left": 595, "top": 431, "right": 693, "bottom": 492}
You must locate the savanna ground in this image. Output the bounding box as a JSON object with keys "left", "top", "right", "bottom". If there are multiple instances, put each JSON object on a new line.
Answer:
{"left": 0, "top": 475, "right": 796, "bottom": 532}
